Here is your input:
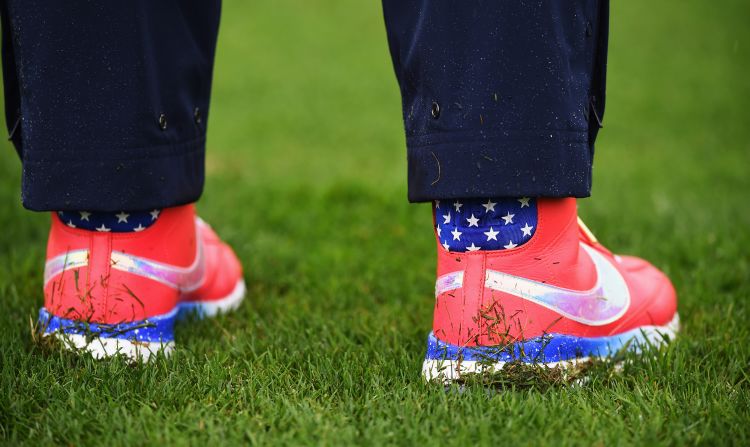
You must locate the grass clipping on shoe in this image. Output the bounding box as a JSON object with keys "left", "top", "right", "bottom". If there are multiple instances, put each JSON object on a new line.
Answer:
{"left": 438, "top": 326, "right": 675, "bottom": 392}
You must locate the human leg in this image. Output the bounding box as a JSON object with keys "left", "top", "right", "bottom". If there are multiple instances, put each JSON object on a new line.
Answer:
{"left": 381, "top": 0, "right": 677, "bottom": 381}
{"left": 1, "top": 0, "right": 244, "bottom": 360}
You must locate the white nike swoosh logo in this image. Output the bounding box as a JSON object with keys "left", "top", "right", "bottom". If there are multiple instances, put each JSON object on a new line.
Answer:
{"left": 109, "top": 222, "right": 206, "bottom": 292}
{"left": 110, "top": 241, "right": 205, "bottom": 292}
{"left": 435, "top": 243, "right": 631, "bottom": 326}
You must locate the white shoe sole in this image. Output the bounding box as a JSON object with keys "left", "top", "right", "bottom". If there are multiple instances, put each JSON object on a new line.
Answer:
{"left": 48, "top": 332, "right": 175, "bottom": 362}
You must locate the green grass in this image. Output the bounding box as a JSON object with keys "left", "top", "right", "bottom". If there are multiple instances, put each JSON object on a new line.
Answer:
{"left": 1, "top": 0, "right": 749, "bottom": 444}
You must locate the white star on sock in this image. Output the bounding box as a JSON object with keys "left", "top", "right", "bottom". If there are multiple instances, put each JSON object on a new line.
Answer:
{"left": 466, "top": 243, "right": 481, "bottom": 252}
{"left": 484, "top": 227, "right": 499, "bottom": 241}
{"left": 435, "top": 200, "right": 440, "bottom": 209}
{"left": 67, "top": 221, "right": 76, "bottom": 228}
{"left": 115, "top": 211, "right": 130, "bottom": 223}
{"left": 133, "top": 224, "right": 146, "bottom": 232}
{"left": 518, "top": 197, "right": 531, "bottom": 208}
{"left": 466, "top": 214, "right": 479, "bottom": 227}
{"left": 79, "top": 211, "right": 91, "bottom": 221}
{"left": 451, "top": 228, "right": 462, "bottom": 241}
{"left": 482, "top": 199, "right": 497, "bottom": 213}
{"left": 442, "top": 241, "right": 450, "bottom": 251}
{"left": 521, "top": 223, "right": 534, "bottom": 237}
{"left": 95, "top": 224, "right": 111, "bottom": 232}
{"left": 503, "top": 240, "right": 518, "bottom": 250}
{"left": 150, "top": 209, "right": 160, "bottom": 220}
{"left": 436, "top": 225, "right": 442, "bottom": 237}
{"left": 443, "top": 212, "right": 451, "bottom": 224}
{"left": 501, "top": 211, "right": 515, "bottom": 225}
{"left": 453, "top": 201, "right": 463, "bottom": 212}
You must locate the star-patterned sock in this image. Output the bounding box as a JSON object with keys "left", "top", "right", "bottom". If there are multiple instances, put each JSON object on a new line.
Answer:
{"left": 435, "top": 198, "right": 537, "bottom": 252}
{"left": 56, "top": 209, "right": 162, "bottom": 232}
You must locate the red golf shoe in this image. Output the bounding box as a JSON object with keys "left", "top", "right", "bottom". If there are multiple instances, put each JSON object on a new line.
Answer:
{"left": 423, "top": 198, "right": 678, "bottom": 381}
{"left": 38, "top": 204, "right": 245, "bottom": 360}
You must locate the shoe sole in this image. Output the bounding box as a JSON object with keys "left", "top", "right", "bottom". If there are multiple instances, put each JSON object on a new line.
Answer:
{"left": 177, "top": 279, "right": 246, "bottom": 318}
{"left": 422, "top": 313, "right": 679, "bottom": 383}
{"left": 39, "top": 278, "right": 246, "bottom": 362}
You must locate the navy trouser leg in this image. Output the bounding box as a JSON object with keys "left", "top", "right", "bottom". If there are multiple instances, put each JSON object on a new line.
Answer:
{"left": 382, "top": 0, "right": 609, "bottom": 201}
{"left": 1, "top": 0, "right": 220, "bottom": 211}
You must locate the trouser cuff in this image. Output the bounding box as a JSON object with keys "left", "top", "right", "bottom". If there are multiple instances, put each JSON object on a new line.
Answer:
{"left": 407, "top": 130, "right": 593, "bottom": 202}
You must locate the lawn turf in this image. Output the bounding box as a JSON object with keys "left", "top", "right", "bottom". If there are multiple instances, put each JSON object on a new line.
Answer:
{"left": 1, "top": 0, "right": 749, "bottom": 445}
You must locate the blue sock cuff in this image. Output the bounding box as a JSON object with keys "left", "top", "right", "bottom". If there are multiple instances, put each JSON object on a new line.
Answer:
{"left": 56, "top": 209, "right": 161, "bottom": 232}
{"left": 435, "top": 198, "right": 537, "bottom": 252}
